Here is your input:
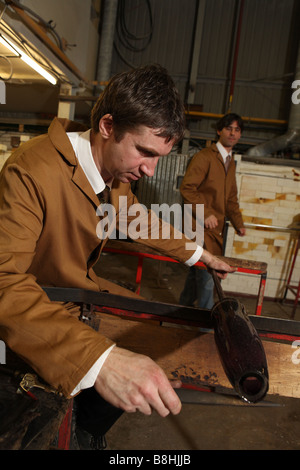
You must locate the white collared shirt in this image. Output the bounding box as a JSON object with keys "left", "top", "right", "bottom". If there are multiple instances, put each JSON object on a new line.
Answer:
{"left": 67, "top": 129, "right": 106, "bottom": 195}
{"left": 216, "top": 141, "right": 232, "bottom": 163}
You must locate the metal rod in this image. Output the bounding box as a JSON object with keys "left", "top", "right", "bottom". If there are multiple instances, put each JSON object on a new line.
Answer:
{"left": 229, "top": 222, "right": 300, "bottom": 233}
{"left": 211, "top": 269, "right": 225, "bottom": 301}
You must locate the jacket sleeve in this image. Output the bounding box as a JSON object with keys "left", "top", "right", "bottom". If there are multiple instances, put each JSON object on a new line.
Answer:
{"left": 225, "top": 171, "right": 245, "bottom": 231}
{"left": 116, "top": 184, "right": 202, "bottom": 262}
{"left": 180, "top": 152, "right": 215, "bottom": 220}
{"left": 0, "top": 163, "right": 114, "bottom": 397}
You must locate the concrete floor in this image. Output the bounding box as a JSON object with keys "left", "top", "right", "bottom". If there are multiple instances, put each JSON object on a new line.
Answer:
{"left": 94, "top": 252, "right": 300, "bottom": 451}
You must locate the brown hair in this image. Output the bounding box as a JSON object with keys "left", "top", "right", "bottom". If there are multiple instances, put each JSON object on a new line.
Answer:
{"left": 91, "top": 64, "right": 185, "bottom": 143}
{"left": 217, "top": 113, "right": 244, "bottom": 133}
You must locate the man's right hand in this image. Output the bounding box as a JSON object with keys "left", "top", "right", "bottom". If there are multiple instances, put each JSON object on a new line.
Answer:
{"left": 94, "top": 346, "right": 182, "bottom": 417}
{"left": 204, "top": 214, "right": 219, "bottom": 229}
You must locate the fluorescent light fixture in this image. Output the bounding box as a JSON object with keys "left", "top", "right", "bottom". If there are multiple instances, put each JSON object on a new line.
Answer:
{"left": 0, "top": 34, "right": 57, "bottom": 85}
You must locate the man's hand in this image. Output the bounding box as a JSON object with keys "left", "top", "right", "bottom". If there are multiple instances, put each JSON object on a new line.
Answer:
{"left": 94, "top": 346, "right": 182, "bottom": 417}
{"left": 200, "top": 249, "right": 236, "bottom": 279}
{"left": 237, "top": 227, "right": 246, "bottom": 236}
{"left": 204, "top": 214, "right": 218, "bottom": 229}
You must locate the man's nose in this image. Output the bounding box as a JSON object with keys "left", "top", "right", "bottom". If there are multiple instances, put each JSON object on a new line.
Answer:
{"left": 140, "top": 157, "right": 159, "bottom": 177}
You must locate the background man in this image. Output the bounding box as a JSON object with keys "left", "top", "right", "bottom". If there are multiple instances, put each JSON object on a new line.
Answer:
{"left": 180, "top": 113, "right": 246, "bottom": 309}
{"left": 0, "top": 65, "right": 234, "bottom": 448}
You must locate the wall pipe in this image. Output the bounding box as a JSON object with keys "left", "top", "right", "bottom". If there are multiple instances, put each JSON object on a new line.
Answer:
{"left": 56, "top": 92, "right": 288, "bottom": 128}
{"left": 187, "top": 0, "right": 206, "bottom": 105}
{"left": 185, "top": 111, "right": 286, "bottom": 126}
{"left": 246, "top": 39, "right": 300, "bottom": 157}
{"left": 96, "top": 0, "right": 118, "bottom": 87}
{"left": 227, "top": 0, "right": 245, "bottom": 113}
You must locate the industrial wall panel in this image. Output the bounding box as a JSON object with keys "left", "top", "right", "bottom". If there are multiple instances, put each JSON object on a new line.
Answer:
{"left": 134, "top": 153, "right": 190, "bottom": 211}
{"left": 112, "top": 0, "right": 197, "bottom": 76}
{"left": 110, "top": 0, "right": 300, "bottom": 143}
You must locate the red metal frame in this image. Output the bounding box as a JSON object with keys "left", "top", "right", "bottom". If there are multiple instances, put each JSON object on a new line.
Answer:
{"left": 103, "top": 246, "right": 267, "bottom": 315}
{"left": 93, "top": 303, "right": 300, "bottom": 343}
{"left": 283, "top": 236, "right": 300, "bottom": 319}
{"left": 57, "top": 399, "right": 73, "bottom": 450}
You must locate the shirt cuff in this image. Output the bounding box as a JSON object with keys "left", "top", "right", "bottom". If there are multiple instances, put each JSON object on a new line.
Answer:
{"left": 184, "top": 245, "right": 203, "bottom": 266}
{"left": 70, "top": 344, "right": 116, "bottom": 396}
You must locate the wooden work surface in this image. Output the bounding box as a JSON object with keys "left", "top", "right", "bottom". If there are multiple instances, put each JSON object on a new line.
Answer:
{"left": 104, "top": 240, "right": 268, "bottom": 273}
{"left": 1, "top": 312, "right": 299, "bottom": 450}
{"left": 98, "top": 312, "right": 300, "bottom": 400}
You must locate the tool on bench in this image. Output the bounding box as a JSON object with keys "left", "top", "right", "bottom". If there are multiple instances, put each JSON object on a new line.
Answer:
{"left": 175, "top": 386, "right": 279, "bottom": 407}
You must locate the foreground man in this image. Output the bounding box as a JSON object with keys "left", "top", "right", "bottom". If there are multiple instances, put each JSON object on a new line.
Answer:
{"left": 0, "top": 64, "right": 234, "bottom": 448}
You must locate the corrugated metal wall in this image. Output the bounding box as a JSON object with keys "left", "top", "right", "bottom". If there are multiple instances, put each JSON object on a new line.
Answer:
{"left": 111, "top": 0, "right": 300, "bottom": 144}
{"left": 134, "top": 153, "right": 190, "bottom": 209}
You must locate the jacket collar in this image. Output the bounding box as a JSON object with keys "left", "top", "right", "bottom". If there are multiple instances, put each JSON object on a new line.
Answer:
{"left": 211, "top": 142, "right": 227, "bottom": 166}
{"left": 48, "top": 117, "right": 88, "bottom": 166}
{"left": 48, "top": 117, "right": 100, "bottom": 206}
{"left": 67, "top": 129, "right": 106, "bottom": 195}
{"left": 216, "top": 141, "right": 232, "bottom": 163}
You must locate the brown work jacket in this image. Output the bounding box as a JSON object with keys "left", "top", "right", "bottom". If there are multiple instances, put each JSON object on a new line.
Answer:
{"left": 0, "top": 118, "right": 196, "bottom": 397}
{"left": 180, "top": 143, "right": 244, "bottom": 255}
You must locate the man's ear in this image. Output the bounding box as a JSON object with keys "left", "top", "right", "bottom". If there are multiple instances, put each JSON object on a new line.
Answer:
{"left": 99, "top": 114, "right": 113, "bottom": 139}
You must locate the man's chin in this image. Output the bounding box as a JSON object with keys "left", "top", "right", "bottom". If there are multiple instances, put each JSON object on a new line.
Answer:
{"left": 121, "top": 174, "right": 140, "bottom": 183}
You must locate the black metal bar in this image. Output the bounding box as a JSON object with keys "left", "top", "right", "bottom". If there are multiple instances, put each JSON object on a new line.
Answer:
{"left": 42, "top": 287, "right": 300, "bottom": 338}
{"left": 43, "top": 286, "right": 212, "bottom": 326}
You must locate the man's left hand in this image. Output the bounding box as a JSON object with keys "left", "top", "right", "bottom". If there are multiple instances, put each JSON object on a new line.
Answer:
{"left": 200, "top": 250, "right": 236, "bottom": 279}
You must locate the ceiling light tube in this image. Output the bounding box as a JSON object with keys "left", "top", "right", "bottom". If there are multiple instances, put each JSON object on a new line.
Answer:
{"left": 0, "top": 34, "right": 57, "bottom": 85}
{"left": 0, "top": 34, "right": 18, "bottom": 55}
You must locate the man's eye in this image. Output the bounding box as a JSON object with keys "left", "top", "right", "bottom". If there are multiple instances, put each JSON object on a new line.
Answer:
{"left": 226, "top": 127, "right": 240, "bottom": 132}
{"left": 142, "top": 150, "right": 155, "bottom": 157}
